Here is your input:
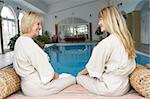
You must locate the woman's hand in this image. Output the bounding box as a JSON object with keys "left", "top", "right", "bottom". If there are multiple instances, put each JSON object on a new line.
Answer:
{"left": 77, "top": 68, "right": 89, "bottom": 76}
{"left": 52, "top": 72, "right": 59, "bottom": 79}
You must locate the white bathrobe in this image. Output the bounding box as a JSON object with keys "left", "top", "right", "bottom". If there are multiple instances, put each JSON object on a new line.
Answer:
{"left": 13, "top": 36, "right": 75, "bottom": 96}
{"left": 77, "top": 34, "right": 136, "bottom": 96}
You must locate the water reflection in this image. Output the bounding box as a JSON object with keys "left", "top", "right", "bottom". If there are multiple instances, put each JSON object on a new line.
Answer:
{"left": 44, "top": 44, "right": 96, "bottom": 76}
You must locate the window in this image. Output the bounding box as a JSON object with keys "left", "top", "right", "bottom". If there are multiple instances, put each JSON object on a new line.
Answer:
{"left": 1, "top": 6, "right": 17, "bottom": 51}
{"left": 66, "top": 24, "right": 88, "bottom": 37}
{"left": 58, "top": 17, "right": 89, "bottom": 40}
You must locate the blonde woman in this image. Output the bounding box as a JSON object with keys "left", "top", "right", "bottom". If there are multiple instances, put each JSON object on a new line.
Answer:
{"left": 77, "top": 6, "right": 136, "bottom": 96}
{"left": 13, "top": 11, "right": 76, "bottom": 96}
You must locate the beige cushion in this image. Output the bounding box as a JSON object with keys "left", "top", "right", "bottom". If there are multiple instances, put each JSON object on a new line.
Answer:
{"left": 130, "top": 64, "right": 150, "bottom": 98}
{"left": 0, "top": 67, "right": 21, "bottom": 99}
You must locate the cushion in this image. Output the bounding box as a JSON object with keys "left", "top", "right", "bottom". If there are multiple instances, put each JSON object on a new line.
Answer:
{"left": 8, "top": 85, "right": 143, "bottom": 99}
{"left": 130, "top": 64, "right": 150, "bottom": 98}
{"left": 0, "top": 67, "right": 21, "bottom": 99}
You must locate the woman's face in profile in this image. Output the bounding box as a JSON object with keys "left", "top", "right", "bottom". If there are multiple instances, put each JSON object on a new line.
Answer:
{"left": 98, "top": 18, "right": 105, "bottom": 32}
{"left": 31, "top": 20, "right": 42, "bottom": 36}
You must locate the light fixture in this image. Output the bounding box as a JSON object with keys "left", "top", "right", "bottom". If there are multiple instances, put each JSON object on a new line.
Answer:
{"left": 55, "top": 16, "right": 57, "bottom": 19}
{"left": 89, "top": 14, "right": 92, "bottom": 17}
{"left": 117, "top": 2, "right": 122, "bottom": 7}
{"left": 17, "top": 7, "right": 22, "bottom": 10}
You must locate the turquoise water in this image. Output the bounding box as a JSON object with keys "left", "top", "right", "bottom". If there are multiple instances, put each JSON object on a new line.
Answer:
{"left": 44, "top": 44, "right": 150, "bottom": 76}
{"left": 135, "top": 51, "right": 150, "bottom": 65}
{"left": 44, "top": 44, "right": 96, "bottom": 76}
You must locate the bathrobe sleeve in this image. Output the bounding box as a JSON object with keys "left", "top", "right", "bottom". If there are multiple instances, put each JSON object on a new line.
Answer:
{"left": 23, "top": 39, "right": 54, "bottom": 84}
{"left": 86, "top": 38, "right": 112, "bottom": 79}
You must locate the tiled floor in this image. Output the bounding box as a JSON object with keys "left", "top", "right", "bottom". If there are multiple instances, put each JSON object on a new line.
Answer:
{"left": 0, "top": 51, "right": 14, "bottom": 69}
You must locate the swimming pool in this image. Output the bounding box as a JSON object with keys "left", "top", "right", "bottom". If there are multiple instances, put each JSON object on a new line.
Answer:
{"left": 44, "top": 43, "right": 96, "bottom": 76}
{"left": 135, "top": 51, "right": 150, "bottom": 65}
{"left": 44, "top": 43, "right": 150, "bottom": 76}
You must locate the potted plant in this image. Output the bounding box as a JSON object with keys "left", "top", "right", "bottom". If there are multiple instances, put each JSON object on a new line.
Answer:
{"left": 8, "top": 34, "right": 20, "bottom": 50}
{"left": 33, "top": 31, "right": 51, "bottom": 48}
{"left": 95, "top": 27, "right": 109, "bottom": 41}
{"left": 8, "top": 31, "right": 51, "bottom": 50}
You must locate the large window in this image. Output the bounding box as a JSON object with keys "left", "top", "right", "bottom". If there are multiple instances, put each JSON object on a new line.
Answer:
{"left": 65, "top": 24, "right": 88, "bottom": 37}
{"left": 58, "top": 17, "right": 89, "bottom": 41}
{"left": 1, "top": 6, "right": 17, "bottom": 51}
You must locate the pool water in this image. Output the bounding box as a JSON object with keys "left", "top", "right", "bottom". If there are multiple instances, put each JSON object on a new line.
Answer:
{"left": 44, "top": 44, "right": 96, "bottom": 76}
{"left": 135, "top": 51, "right": 150, "bottom": 65}
{"left": 44, "top": 44, "right": 150, "bottom": 76}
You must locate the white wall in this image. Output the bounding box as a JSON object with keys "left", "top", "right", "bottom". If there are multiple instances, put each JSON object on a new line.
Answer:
{"left": 44, "top": 0, "right": 108, "bottom": 41}
{"left": 140, "top": 1, "right": 149, "bottom": 44}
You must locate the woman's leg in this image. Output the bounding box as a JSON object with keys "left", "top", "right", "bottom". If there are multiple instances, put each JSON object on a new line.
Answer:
{"left": 76, "top": 75, "right": 108, "bottom": 95}
{"left": 22, "top": 75, "right": 76, "bottom": 96}
{"left": 76, "top": 75, "right": 98, "bottom": 94}
{"left": 45, "top": 75, "right": 76, "bottom": 94}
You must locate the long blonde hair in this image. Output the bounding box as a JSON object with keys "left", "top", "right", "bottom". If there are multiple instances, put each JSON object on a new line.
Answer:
{"left": 99, "top": 6, "right": 136, "bottom": 59}
{"left": 21, "top": 11, "right": 42, "bottom": 34}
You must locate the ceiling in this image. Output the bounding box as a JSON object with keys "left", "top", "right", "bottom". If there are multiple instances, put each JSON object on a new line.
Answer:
{"left": 13, "top": 0, "right": 104, "bottom": 14}
{"left": 39, "top": 0, "right": 72, "bottom": 5}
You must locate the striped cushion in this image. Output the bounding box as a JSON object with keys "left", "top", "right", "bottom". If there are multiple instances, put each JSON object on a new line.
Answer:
{"left": 0, "top": 67, "right": 21, "bottom": 99}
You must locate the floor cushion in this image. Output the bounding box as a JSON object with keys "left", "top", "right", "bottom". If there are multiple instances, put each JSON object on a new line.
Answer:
{"left": 130, "top": 64, "right": 150, "bottom": 98}
{"left": 7, "top": 84, "right": 144, "bottom": 99}
{"left": 0, "top": 67, "right": 21, "bottom": 99}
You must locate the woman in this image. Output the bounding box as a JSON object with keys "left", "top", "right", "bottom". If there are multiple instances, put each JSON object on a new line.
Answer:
{"left": 13, "top": 11, "right": 76, "bottom": 96}
{"left": 77, "top": 6, "right": 136, "bottom": 96}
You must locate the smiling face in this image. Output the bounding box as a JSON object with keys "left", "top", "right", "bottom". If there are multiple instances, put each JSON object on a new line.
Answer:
{"left": 98, "top": 18, "right": 105, "bottom": 32}
{"left": 21, "top": 11, "right": 42, "bottom": 38}
{"left": 30, "top": 21, "right": 42, "bottom": 37}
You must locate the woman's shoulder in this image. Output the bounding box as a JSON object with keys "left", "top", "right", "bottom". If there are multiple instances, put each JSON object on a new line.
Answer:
{"left": 19, "top": 36, "right": 32, "bottom": 40}
{"left": 106, "top": 34, "right": 118, "bottom": 41}
{"left": 17, "top": 36, "right": 33, "bottom": 43}
{"left": 15, "top": 36, "right": 34, "bottom": 49}
{"left": 96, "top": 34, "right": 122, "bottom": 51}
{"left": 98, "top": 34, "right": 118, "bottom": 45}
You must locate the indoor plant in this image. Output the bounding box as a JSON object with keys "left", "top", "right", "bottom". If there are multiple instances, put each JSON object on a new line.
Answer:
{"left": 8, "top": 34, "right": 20, "bottom": 50}
{"left": 8, "top": 31, "right": 51, "bottom": 50}
{"left": 33, "top": 31, "right": 51, "bottom": 48}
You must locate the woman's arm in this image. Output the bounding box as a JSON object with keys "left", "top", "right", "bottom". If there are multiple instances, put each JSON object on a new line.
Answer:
{"left": 77, "top": 68, "right": 89, "bottom": 76}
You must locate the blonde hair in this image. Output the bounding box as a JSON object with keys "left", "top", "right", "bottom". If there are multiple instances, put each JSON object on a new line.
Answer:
{"left": 99, "top": 6, "right": 136, "bottom": 59}
{"left": 21, "top": 11, "right": 42, "bottom": 34}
